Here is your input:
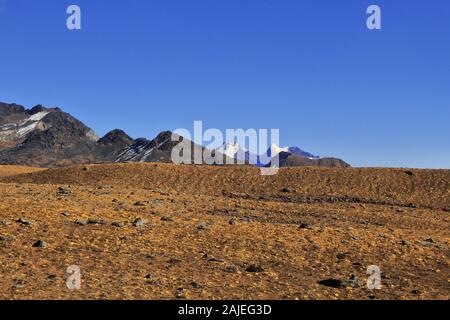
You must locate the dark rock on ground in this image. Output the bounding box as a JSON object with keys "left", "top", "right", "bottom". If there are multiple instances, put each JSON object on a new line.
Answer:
{"left": 133, "top": 218, "right": 148, "bottom": 227}
{"left": 32, "top": 240, "right": 47, "bottom": 248}
{"left": 112, "top": 221, "right": 125, "bottom": 228}
{"left": 298, "top": 223, "right": 313, "bottom": 230}
{"left": 245, "top": 264, "right": 264, "bottom": 273}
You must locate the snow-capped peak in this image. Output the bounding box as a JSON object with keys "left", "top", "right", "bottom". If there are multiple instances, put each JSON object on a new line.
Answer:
{"left": 216, "top": 142, "right": 247, "bottom": 158}
{"left": 269, "top": 144, "right": 289, "bottom": 157}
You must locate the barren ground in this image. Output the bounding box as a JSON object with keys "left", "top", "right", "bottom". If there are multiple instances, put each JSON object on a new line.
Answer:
{"left": 0, "top": 163, "right": 448, "bottom": 300}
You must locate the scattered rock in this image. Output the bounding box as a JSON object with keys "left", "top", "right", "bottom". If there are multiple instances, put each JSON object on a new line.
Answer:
{"left": 111, "top": 221, "right": 125, "bottom": 228}
{"left": 281, "top": 187, "right": 294, "bottom": 193}
{"left": 133, "top": 218, "right": 148, "bottom": 227}
{"left": 443, "top": 207, "right": 450, "bottom": 212}
{"left": 57, "top": 187, "right": 71, "bottom": 195}
{"left": 168, "top": 258, "right": 181, "bottom": 266}
{"left": 396, "top": 208, "right": 405, "bottom": 213}
{"left": 175, "top": 288, "right": 187, "bottom": 299}
{"left": 223, "top": 264, "right": 239, "bottom": 273}
{"left": 208, "top": 257, "right": 224, "bottom": 263}
{"left": 33, "top": 240, "right": 47, "bottom": 248}
{"left": 16, "top": 218, "right": 32, "bottom": 226}
{"left": 411, "top": 289, "right": 421, "bottom": 295}
{"left": 336, "top": 253, "right": 346, "bottom": 260}
{"left": 61, "top": 212, "right": 71, "bottom": 217}
{"left": 0, "top": 220, "right": 12, "bottom": 226}
{"left": 345, "top": 275, "right": 361, "bottom": 288}
{"left": 134, "top": 201, "right": 146, "bottom": 206}
{"left": 423, "top": 237, "right": 435, "bottom": 244}
{"left": 47, "top": 275, "right": 57, "bottom": 281}
{"left": 400, "top": 239, "right": 410, "bottom": 246}
{"left": 74, "top": 219, "right": 87, "bottom": 226}
{"left": 144, "top": 273, "right": 153, "bottom": 280}
{"left": 12, "top": 279, "right": 25, "bottom": 289}
{"left": 160, "top": 216, "right": 174, "bottom": 222}
{"left": 190, "top": 281, "right": 203, "bottom": 289}
{"left": 245, "top": 264, "right": 264, "bottom": 273}
{"left": 87, "top": 218, "right": 105, "bottom": 225}
{"left": 229, "top": 218, "right": 237, "bottom": 225}
{"left": 0, "top": 235, "right": 14, "bottom": 241}
{"left": 298, "top": 223, "right": 313, "bottom": 230}
{"left": 197, "top": 222, "right": 208, "bottom": 230}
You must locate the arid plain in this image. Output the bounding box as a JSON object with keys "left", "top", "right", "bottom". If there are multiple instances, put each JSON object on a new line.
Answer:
{"left": 0, "top": 163, "right": 448, "bottom": 300}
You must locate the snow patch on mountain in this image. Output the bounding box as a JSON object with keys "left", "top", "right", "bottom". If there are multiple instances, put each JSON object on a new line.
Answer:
{"left": 0, "top": 111, "right": 49, "bottom": 142}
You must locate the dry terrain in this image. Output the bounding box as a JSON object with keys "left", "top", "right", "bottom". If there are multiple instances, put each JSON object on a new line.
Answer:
{"left": 0, "top": 163, "right": 448, "bottom": 300}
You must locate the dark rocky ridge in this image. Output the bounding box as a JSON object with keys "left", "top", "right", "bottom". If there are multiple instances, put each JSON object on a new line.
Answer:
{"left": 0, "top": 101, "right": 351, "bottom": 168}
{"left": 275, "top": 152, "right": 350, "bottom": 168}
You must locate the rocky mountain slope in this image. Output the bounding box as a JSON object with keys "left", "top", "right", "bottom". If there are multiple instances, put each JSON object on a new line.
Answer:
{"left": 0, "top": 101, "right": 350, "bottom": 168}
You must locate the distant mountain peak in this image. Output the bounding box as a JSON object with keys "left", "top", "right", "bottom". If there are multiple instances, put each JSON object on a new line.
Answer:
{"left": 0, "top": 100, "right": 350, "bottom": 168}
{"left": 98, "top": 129, "right": 134, "bottom": 145}
{"left": 288, "top": 146, "right": 319, "bottom": 159}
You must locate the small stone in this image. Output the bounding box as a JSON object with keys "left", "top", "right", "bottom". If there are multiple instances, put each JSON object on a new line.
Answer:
{"left": 396, "top": 208, "right": 405, "bottom": 213}
{"left": 61, "top": 212, "right": 71, "bottom": 217}
{"left": 443, "top": 207, "right": 450, "bottom": 212}
{"left": 160, "top": 216, "right": 174, "bottom": 222}
{"left": 223, "top": 264, "right": 239, "bottom": 273}
{"left": 167, "top": 258, "right": 181, "bottom": 266}
{"left": 298, "top": 223, "right": 313, "bottom": 230}
{"left": 345, "top": 275, "right": 361, "bottom": 288}
{"left": 208, "top": 257, "right": 224, "bottom": 263}
{"left": 423, "top": 237, "right": 435, "bottom": 243}
{"left": 133, "top": 218, "right": 148, "bottom": 227}
{"left": 175, "top": 288, "right": 187, "bottom": 299}
{"left": 74, "top": 219, "right": 87, "bottom": 226}
{"left": 336, "top": 253, "right": 346, "bottom": 260}
{"left": 57, "top": 187, "right": 71, "bottom": 195}
{"left": 190, "top": 281, "right": 203, "bottom": 289}
{"left": 134, "top": 201, "right": 146, "bottom": 206}
{"left": 400, "top": 239, "right": 410, "bottom": 246}
{"left": 281, "top": 187, "right": 294, "bottom": 193}
{"left": 87, "top": 218, "right": 105, "bottom": 225}
{"left": 245, "top": 264, "right": 264, "bottom": 273}
{"left": 404, "top": 170, "right": 414, "bottom": 176}
{"left": 17, "top": 218, "right": 32, "bottom": 225}
{"left": 144, "top": 273, "right": 153, "bottom": 280}
{"left": 13, "top": 279, "right": 25, "bottom": 289}
{"left": 112, "top": 221, "right": 125, "bottom": 228}
{"left": 47, "top": 275, "right": 57, "bottom": 280}
{"left": 33, "top": 240, "right": 47, "bottom": 248}
{"left": 229, "top": 218, "right": 237, "bottom": 225}
{"left": 0, "top": 235, "right": 14, "bottom": 241}
{"left": 411, "top": 289, "right": 421, "bottom": 295}
{"left": 197, "top": 222, "right": 208, "bottom": 230}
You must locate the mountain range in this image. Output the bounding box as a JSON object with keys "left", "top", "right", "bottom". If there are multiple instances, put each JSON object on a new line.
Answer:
{"left": 0, "top": 101, "right": 350, "bottom": 168}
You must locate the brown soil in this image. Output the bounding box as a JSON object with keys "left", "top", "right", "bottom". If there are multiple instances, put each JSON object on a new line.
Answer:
{"left": 0, "top": 165, "right": 44, "bottom": 177}
{"left": 0, "top": 163, "right": 448, "bottom": 300}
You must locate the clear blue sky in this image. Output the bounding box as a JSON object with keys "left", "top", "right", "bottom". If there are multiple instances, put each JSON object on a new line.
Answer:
{"left": 0, "top": 0, "right": 449, "bottom": 168}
